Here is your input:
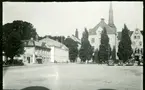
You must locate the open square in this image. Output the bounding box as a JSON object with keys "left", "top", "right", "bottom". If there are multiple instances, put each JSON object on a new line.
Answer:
{"left": 3, "top": 64, "right": 143, "bottom": 90}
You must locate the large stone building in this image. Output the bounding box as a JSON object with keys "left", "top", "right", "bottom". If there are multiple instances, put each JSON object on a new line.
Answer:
{"left": 88, "top": 3, "right": 117, "bottom": 54}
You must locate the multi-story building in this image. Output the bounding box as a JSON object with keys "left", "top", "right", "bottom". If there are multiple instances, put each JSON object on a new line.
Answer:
{"left": 88, "top": 3, "right": 117, "bottom": 57}
{"left": 20, "top": 36, "right": 69, "bottom": 65}
{"left": 130, "top": 28, "right": 143, "bottom": 59}
{"left": 39, "top": 37, "right": 69, "bottom": 63}
{"left": 22, "top": 38, "right": 51, "bottom": 64}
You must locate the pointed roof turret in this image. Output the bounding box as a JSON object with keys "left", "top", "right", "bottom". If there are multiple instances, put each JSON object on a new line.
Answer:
{"left": 108, "top": 2, "right": 116, "bottom": 28}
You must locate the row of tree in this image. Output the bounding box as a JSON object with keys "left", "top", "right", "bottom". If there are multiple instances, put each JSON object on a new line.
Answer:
{"left": 2, "top": 20, "right": 133, "bottom": 64}
{"left": 64, "top": 24, "right": 133, "bottom": 64}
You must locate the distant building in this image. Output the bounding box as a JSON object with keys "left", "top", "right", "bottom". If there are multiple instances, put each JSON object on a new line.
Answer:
{"left": 22, "top": 38, "right": 51, "bottom": 64}
{"left": 130, "top": 28, "right": 143, "bottom": 59}
{"left": 88, "top": 3, "right": 117, "bottom": 57}
{"left": 20, "top": 37, "right": 69, "bottom": 64}
{"left": 39, "top": 37, "right": 69, "bottom": 63}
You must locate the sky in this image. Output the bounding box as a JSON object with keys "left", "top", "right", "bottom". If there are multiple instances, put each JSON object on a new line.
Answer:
{"left": 3, "top": 1, "right": 143, "bottom": 38}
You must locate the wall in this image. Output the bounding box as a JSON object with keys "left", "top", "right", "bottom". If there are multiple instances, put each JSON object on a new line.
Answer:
{"left": 23, "top": 47, "right": 35, "bottom": 64}
{"left": 50, "top": 46, "right": 69, "bottom": 63}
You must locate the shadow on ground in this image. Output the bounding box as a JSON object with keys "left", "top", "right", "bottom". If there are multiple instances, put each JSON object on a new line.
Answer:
{"left": 98, "top": 89, "right": 116, "bottom": 90}
{"left": 21, "top": 86, "right": 50, "bottom": 90}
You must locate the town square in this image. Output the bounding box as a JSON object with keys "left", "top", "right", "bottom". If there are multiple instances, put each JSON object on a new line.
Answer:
{"left": 2, "top": 1, "right": 143, "bottom": 90}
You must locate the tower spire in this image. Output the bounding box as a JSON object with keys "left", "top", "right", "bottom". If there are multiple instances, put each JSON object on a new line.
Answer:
{"left": 108, "top": 2, "right": 115, "bottom": 28}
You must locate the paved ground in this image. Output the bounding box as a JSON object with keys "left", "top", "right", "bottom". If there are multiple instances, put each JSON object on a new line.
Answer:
{"left": 3, "top": 63, "right": 143, "bottom": 90}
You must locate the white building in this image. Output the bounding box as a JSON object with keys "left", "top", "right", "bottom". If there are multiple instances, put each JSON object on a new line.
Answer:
{"left": 39, "top": 37, "right": 69, "bottom": 63}
{"left": 130, "top": 28, "right": 143, "bottom": 59}
{"left": 88, "top": 3, "right": 117, "bottom": 55}
{"left": 22, "top": 39, "right": 51, "bottom": 64}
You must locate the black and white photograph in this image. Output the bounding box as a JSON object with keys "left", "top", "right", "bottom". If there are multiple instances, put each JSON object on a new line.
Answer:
{"left": 2, "top": 1, "right": 143, "bottom": 90}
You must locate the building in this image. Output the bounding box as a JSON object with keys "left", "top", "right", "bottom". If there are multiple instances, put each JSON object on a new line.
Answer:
{"left": 22, "top": 38, "right": 51, "bottom": 64}
{"left": 130, "top": 28, "right": 143, "bottom": 59}
{"left": 88, "top": 3, "right": 117, "bottom": 55}
{"left": 20, "top": 36, "right": 69, "bottom": 64}
{"left": 39, "top": 37, "right": 69, "bottom": 63}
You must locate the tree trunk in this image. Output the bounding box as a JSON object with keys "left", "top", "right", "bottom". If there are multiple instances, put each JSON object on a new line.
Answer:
{"left": 10, "top": 56, "right": 14, "bottom": 65}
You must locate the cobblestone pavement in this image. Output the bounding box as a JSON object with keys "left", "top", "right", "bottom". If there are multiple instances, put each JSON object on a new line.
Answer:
{"left": 3, "top": 63, "right": 143, "bottom": 90}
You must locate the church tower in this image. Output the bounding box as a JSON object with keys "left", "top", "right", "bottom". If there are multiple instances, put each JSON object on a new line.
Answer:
{"left": 108, "top": 2, "right": 116, "bottom": 28}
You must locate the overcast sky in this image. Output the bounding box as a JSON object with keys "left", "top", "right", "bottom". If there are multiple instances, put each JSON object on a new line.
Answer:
{"left": 3, "top": 1, "right": 143, "bottom": 38}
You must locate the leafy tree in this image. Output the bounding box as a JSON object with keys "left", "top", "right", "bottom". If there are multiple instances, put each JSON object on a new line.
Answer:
{"left": 117, "top": 24, "right": 133, "bottom": 63}
{"left": 99, "top": 27, "right": 111, "bottom": 63}
{"left": 64, "top": 37, "right": 78, "bottom": 62}
{"left": 2, "top": 20, "right": 37, "bottom": 63}
{"left": 3, "top": 31, "right": 25, "bottom": 63}
{"left": 79, "top": 28, "right": 93, "bottom": 62}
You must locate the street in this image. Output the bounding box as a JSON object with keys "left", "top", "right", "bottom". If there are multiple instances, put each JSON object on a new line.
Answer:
{"left": 3, "top": 64, "right": 143, "bottom": 90}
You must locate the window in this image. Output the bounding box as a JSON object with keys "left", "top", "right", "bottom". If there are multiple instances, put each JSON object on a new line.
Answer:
{"left": 91, "top": 38, "right": 95, "bottom": 43}
{"left": 139, "top": 41, "right": 142, "bottom": 46}
{"left": 27, "top": 57, "right": 30, "bottom": 63}
{"left": 137, "top": 36, "right": 140, "bottom": 39}
{"left": 134, "top": 36, "right": 136, "bottom": 39}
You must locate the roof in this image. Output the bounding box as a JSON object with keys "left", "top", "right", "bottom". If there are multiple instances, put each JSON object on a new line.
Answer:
{"left": 22, "top": 40, "right": 49, "bottom": 49}
{"left": 117, "top": 31, "right": 136, "bottom": 40}
{"left": 89, "top": 19, "right": 116, "bottom": 35}
{"left": 69, "top": 35, "right": 81, "bottom": 44}
{"left": 39, "top": 37, "right": 68, "bottom": 50}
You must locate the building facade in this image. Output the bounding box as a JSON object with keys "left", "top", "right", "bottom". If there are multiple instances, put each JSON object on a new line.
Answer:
{"left": 88, "top": 3, "right": 117, "bottom": 56}
{"left": 130, "top": 28, "right": 143, "bottom": 59}
{"left": 22, "top": 39, "right": 51, "bottom": 64}
{"left": 39, "top": 37, "right": 69, "bottom": 63}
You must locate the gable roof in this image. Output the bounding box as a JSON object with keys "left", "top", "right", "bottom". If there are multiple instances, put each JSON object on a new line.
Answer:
{"left": 117, "top": 31, "right": 136, "bottom": 40}
{"left": 22, "top": 40, "right": 49, "bottom": 49}
{"left": 39, "top": 37, "right": 68, "bottom": 50}
{"left": 89, "top": 19, "right": 116, "bottom": 35}
{"left": 69, "top": 35, "right": 81, "bottom": 44}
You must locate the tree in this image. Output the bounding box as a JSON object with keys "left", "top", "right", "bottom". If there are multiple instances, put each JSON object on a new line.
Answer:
{"left": 117, "top": 24, "right": 133, "bottom": 63}
{"left": 99, "top": 27, "right": 111, "bottom": 63}
{"left": 75, "top": 29, "right": 79, "bottom": 39}
{"left": 2, "top": 20, "right": 37, "bottom": 63}
{"left": 111, "top": 46, "right": 116, "bottom": 61}
{"left": 93, "top": 49, "right": 100, "bottom": 63}
{"left": 3, "top": 31, "right": 25, "bottom": 63}
{"left": 79, "top": 28, "right": 93, "bottom": 62}
{"left": 64, "top": 37, "right": 78, "bottom": 62}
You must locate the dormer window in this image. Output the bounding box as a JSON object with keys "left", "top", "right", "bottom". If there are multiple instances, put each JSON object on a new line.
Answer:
{"left": 134, "top": 36, "right": 136, "bottom": 39}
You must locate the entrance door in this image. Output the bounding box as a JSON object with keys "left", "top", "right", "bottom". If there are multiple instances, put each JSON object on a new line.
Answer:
{"left": 27, "top": 57, "right": 30, "bottom": 63}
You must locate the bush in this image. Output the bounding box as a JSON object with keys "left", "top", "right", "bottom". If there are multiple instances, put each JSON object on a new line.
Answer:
{"left": 5, "top": 59, "right": 24, "bottom": 66}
